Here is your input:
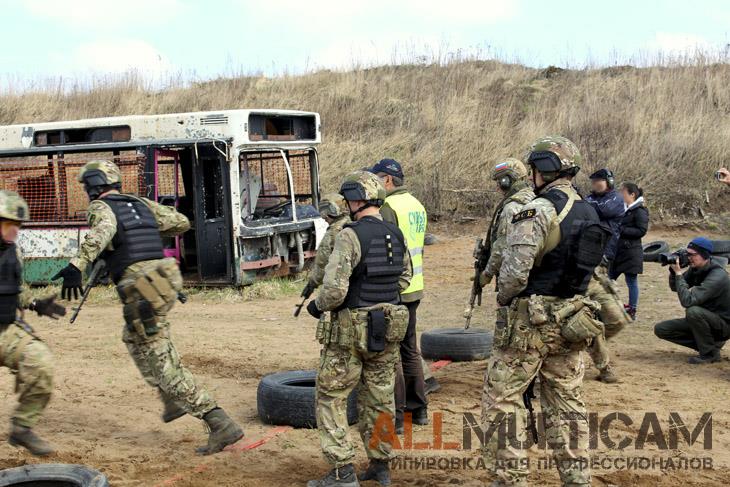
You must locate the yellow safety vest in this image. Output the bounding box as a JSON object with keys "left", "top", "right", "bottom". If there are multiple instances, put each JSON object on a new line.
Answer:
{"left": 384, "top": 192, "right": 427, "bottom": 295}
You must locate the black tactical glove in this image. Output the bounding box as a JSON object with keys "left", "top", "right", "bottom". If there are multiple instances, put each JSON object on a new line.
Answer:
{"left": 29, "top": 296, "right": 66, "bottom": 320}
{"left": 302, "top": 281, "right": 316, "bottom": 299}
{"left": 51, "top": 264, "right": 83, "bottom": 300}
{"left": 307, "top": 300, "right": 323, "bottom": 319}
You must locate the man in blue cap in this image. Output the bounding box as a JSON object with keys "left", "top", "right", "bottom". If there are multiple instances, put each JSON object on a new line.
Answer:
{"left": 370, "top": 158, "right": 433, "bottom": 433}
{"left": 655, "top": 237, "right": 730, "bottom": 364}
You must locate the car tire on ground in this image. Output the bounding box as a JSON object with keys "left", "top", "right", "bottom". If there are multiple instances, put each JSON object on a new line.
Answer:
{"left": 0, "top": 464, "right": 109, "bottom": 487}
{"left": 257, "top": 370, "right": 358, "bottom": 429}
{"left": 711, "top": 240, "right": 730, "bottom": 255}
{"left": 642, "top": 241, "right": 670, "bottom": 262}
{"left": 420, "top": 328, "right": 493, "bottom": 362}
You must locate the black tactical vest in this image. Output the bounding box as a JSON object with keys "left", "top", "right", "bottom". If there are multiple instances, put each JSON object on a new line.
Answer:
{"left": 343, "top": 216, "right": 406, "bottom": 309}
{"left": 0, "top": 244, "right": 22, "bottom": 325}
{"left": 521, "top": 188, "right": 605, "bottom": 298}
{"left": 100, "top": 194, "right": 165, "bottom": 283}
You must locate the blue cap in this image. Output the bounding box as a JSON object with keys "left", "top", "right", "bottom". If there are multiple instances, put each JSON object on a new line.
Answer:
{"left": 688, "top": 237, "right": 713, "bottom": 254}
{"left": 369, "top": 159, "right": 404, "bottom": 179}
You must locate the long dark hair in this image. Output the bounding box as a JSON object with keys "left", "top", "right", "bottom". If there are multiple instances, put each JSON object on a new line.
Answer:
{"left": 621, "top": 182, "right": 643, "bottom": 199}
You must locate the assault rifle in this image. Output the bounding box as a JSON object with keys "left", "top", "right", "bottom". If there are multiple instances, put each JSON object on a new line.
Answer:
{"left": 69, "top": 259, "right": 106, "bottom": 324}
{"left": 523, "top": 378, "right": 539, "bottom": 444}
{"left": 464, "top": 238, "right": 490, "bottom": 329}
{"left": 294, "top": 282, "right": 315, "bottom": 318}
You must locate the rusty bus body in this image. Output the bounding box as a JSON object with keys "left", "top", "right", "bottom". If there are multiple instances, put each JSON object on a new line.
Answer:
{"left": 0, "top": 109, "right": 326, "bottom": 285}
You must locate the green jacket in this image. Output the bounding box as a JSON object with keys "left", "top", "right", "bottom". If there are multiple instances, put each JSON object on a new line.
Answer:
{"left": 671, "top": 261, "right": 730, "bottom": 322}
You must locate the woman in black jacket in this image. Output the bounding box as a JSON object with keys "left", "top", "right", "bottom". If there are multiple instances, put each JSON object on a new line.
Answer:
{"left": 609, "top": 182, "right": 649, "bottom": 320}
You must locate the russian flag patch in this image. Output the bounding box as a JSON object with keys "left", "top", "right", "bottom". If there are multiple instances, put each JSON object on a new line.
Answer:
{"left": 494, "top": 162, "right": 509, "bottom": 171}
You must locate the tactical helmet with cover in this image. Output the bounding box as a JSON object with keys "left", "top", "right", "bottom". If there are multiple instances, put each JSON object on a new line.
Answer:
{"left": 491, "top": 157, "right": 529, "bottom": 183}
{"left": 77, "top": 159, "right": 123, "bottom": 200}
{"left": 339, "top": 171, "right": 386, "bottom": 204}
{"left": 318, "top": 193, "right": 348, "bottom": 219}
{"left": 0, "top": 190, "right": 30, "bottom": 222}
{"left": 526, "top": 135, "right": 582, "bottom": 178}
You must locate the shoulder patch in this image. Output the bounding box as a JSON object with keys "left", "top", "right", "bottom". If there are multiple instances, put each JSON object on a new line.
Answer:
{"left": 512, "top": 209, "right": 536, "bottom": 223}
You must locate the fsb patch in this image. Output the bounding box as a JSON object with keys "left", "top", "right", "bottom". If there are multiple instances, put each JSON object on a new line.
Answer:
{"left": 512, "top": 209, "right": 536, "bottom": 223}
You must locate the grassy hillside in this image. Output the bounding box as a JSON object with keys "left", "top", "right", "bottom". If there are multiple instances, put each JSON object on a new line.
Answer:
{"left": 2, "top": 59, "right": 729, "bottom": 221}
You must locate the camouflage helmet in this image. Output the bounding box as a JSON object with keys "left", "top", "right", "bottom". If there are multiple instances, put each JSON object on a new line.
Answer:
{"left": 76, "top": 159, "right": 122, "bottom": 185}
{"left": 318, "top": 193, "right": 348, "bottom": 219}
{"left": 526, "top": 135, "right": 582, "bottom": 173}
{"left": 0, "top": 190, "right": 30, "bottom": 222}
{"left": 339, "top": 171, "right": 386, "bottom": 204}
{"left": 490, "top": 157, "right": 529, "bottom": 182}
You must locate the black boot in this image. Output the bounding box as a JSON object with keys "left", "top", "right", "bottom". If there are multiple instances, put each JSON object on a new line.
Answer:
{"left": 412, "top": 407, "right": 429, "bottom": 426}
{"left": 9, "top": 424, "right": 54, "bottom": 456}
{"left": 195, "top": 408, "right": 244, "bottom": 455}
{"left": 358, "top": 459, "right": 390, "bottom": 486}
{"left": 424, "top": 377, "right": 441, "bottom": 395}
{"left": 159, "top": 390, "right": 186, "bottom": 423}
{"left": 307, "top": 463, "right": 360, "bottom": 487}
{"left": 395, "top": 412, "right": 404, "bottom": 435}
{"left": 688, "top": 350, "right": 721, "bottom": 364}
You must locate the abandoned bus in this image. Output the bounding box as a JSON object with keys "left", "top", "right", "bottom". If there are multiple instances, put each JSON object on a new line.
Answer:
{"left": 0, "top": 109, "right": 327, "bottom": 285}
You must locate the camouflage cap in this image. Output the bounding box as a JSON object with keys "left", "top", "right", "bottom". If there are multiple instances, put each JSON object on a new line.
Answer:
{"left": 491, "top": 157, "right": 529, "bottom": 182}
{"left": 76, "top": 159, "right": 122, "bottom": 185}
{"left": 318, "top": 192, "right": 348, "bottom": 218}
{"left": 526, "top": 135, "right": 583, "bottom": 171}
{"left": 0, "top": 190, "right": 30, "bottom": 222}
{"left": 339, "top": 170, "right": 386, "bottom": 203}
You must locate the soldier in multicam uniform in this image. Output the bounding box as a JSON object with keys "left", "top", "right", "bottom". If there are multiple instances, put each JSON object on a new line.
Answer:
{"left": 307, "top": 171, "right": 412, "bottom": 487}
{"left": 480, "top": 158, "right": 536, "bottom": 286}
{"left": 0, "top": 190, "right": 65, "bottom": 456}
{"left": 302, "top": 193, "right": 351, "bottom": 297}
{"left": 483, "top": 136, "right": 608, "bottom": 487}
{"left": 52, "top": 160, "right": 243, "bottom": 455}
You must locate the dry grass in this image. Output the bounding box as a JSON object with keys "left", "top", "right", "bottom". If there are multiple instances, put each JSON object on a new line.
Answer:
{"left": 2, "top": 57, "right": 730, "bottom": 220}
{"left": 28, "top": 277, "right": 302, "bottom": 306}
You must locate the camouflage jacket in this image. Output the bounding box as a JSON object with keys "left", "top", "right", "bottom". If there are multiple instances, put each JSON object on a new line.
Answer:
{"left": 485, "top": 186, "right": 535, "bottom": 278}
{"left": 309, "top": 215, "right": 351, "bottom": 288}
{"left": 315, "top": 214, "right": 413, "bottom": 311}
{"left": 70, "top": 192, "right": 190, "bottom": 272}
{"left": 497, "top": 179, "right": 578, "bottom": 304}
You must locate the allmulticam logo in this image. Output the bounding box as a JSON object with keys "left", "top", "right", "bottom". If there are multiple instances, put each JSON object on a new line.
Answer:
{"left": 368, "top": 411, "right": 713, "bottom": 452}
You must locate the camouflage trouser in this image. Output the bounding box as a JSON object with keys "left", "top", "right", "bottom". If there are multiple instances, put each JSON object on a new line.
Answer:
{"left": 0, "top": 322, "right": 53, "bottom": 427}
{"left": 482, "top": 298, "right": 590, "bottom": 486}
{"left": 587, "top": 270, "right": 630, "bottom": 370}
{"left": 316, "top": 341, "right": 399, "bottom": 467}
{"left": 122, "top": 319, "right": 217, "bottom": 419}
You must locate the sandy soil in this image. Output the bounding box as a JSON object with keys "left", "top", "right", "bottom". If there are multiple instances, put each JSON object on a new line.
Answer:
{"left": 1, "top": 224, "right": 729, "bottom": 486}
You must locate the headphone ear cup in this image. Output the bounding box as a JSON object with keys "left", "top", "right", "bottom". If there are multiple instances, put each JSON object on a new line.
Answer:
{"left": 499, "top": 176, "right": 512, "bottom": 189}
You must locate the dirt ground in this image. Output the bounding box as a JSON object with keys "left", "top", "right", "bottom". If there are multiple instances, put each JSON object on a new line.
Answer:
{"left": 1, "top": 223, "right": 729, "bottom": 486}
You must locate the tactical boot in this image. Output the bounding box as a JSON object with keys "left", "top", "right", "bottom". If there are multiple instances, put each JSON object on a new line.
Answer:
{"left": 159, "top": 390, "right": 187, "bottom": 423}
{"left": 597, "top": 365, "right": 618, "bottom": 384}
{"left": 307, "top": 464, "right": 359, "bottom": 487}
{"left": 412, "top": 407, "right": 429, "bottom": 426}
{"left": 688, "top": 350, "right": 721, "bottom": 364}
{"left": 8, "top": 424, "right": 54, "bottom": 456}
{"left": 424, "top": 377, "right": 441, "bottom": 395}
{"left": 195, "top": 408, "right": 244, "bottom": 455}
{"left": 358, "top": 459, "right": 390, "bottom": 486}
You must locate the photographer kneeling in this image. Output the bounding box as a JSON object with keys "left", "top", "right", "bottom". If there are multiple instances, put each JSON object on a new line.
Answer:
{"left": 654, "top": 237, "right": 730, "bottom": 364}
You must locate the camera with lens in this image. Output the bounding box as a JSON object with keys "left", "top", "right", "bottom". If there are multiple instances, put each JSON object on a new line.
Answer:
{"left": 659, "top": 249, "right": 690, "bottom": 268}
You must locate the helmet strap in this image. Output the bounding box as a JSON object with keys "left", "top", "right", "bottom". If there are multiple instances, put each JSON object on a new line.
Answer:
{"left": 349, "top": 201, "right": 380, "bottom": 220}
